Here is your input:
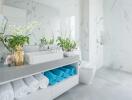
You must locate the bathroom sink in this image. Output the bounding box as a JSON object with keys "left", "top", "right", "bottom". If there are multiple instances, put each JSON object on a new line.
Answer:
{"left": 25, "top": 51, "right": 64, "bottom": 64}
{"left": 23, "top": 45, "right": 39, "bottom": 52}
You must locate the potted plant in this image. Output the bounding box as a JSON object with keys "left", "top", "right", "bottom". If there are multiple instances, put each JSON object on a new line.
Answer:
{"left": 40, "top": 36, "right": 54, "bottom": 50}
{"left": 0, "top": 21, "right": 38, "bottom": 66}
{"left": 57, "top": 37, "right": 77, "bottom": 57}
{"left": 6, "top": 34, "right": 29, "bottom": 66}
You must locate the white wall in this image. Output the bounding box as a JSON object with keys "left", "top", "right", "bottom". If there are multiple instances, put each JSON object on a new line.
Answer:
{"left": 4, "top": 0, "right": 78, "bottom": 44}
{"left": 4, "top": 0, "right": 60, "bottom": 44}
{"left": 0, "top": 0, "right": 3, "bottom": 13}
{"left": 104, "top": 0, "right": 132, "bottom": 72}
{"left": 80, "top": 0, "right": 104, "bottom": 69}
{"left": 3, "top": 5, "right": 26, "bottom": 25}
{"left": 89, "top": 0, "right": 104, "bottom": 69}
{"left": 0, "top": 0, "right": 79, "bottom": 56}
{"left": 80, "top": 0, "right": 89, "bottom": 61}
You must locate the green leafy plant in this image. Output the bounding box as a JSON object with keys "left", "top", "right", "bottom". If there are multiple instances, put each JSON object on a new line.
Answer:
{"left": 0, "top": 21, "right": 38, "bottom": 52}
{"left": 40, "top": 36, "right": 54, "bottom": 45}
{"left": 0, "top": 34, "right": 29, "bottom": 52}
{"left": 6, "top": 34, "right": 29, "bottom": 51}
{"left": 57, "top": 37, "right": 76, "bottom": 52}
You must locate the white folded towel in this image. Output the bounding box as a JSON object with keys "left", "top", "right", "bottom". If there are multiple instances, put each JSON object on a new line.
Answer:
{"left": 34, "top": 73, "right": 49, "bottom": 89}
{"left": 0, "top": 83, "right": 14, "bottom": 100}
{"left": 23, "top": 76, "right": 39, "bottom": 92}
{"left": 12, "top": 79, "right": 30, "bottom": 99}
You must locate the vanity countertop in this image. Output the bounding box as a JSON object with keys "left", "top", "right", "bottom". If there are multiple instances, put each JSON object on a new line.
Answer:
{"left": 0, "top": 56, "right": 79, "bottom": 85}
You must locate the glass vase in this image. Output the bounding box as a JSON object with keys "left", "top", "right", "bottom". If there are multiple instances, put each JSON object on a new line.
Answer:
{"left": 14, "top": 46, "right": 24, "bottom": 66}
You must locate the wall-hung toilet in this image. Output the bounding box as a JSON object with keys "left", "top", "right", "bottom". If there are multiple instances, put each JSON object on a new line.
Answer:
{"left": 79, "top": 61, "right": 96, "bottom": 84}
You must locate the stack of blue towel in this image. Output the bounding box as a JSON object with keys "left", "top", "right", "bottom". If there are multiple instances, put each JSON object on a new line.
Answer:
{"left": 43, "top": 66, "right": 77, "bottom": 85}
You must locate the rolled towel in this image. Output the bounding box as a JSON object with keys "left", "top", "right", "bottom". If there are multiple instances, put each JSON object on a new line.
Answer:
{"left": 12, "top": 79, "right": 30, "bottom": 99}
{"left": 34, "top": 73, "right": 49, "bottom": 89}
{"left": 44, "top": 71, "right": 58, "bottom": 85}
{"left": 0, "top": 83, "right": 14, "bottom": 100}
{"left": 23, "top": 76, "right": 39, "bottom": 92}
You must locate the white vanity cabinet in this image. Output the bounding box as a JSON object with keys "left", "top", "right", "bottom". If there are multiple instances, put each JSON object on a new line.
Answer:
{"left": 0, "top": 56, "right": 79, "bottom": 100}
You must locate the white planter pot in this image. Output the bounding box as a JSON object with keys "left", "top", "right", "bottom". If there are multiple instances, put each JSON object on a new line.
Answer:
{"left": 63, "top": 50, "right": 81, "bottom": 57}
{"left": 64, "top": 52, "right": 74, "bottom": 57}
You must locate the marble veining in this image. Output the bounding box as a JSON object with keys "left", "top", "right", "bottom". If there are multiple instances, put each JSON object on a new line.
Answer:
{"left": 104, "top": 0, "right": 132, "bottom": 72}
{"left": 111, "top": 0, "right": 118, "bottom": 10}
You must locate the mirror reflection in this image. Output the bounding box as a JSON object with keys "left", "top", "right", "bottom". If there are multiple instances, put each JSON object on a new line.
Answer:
{"left": 2, "top": 0, "right": 78, "bottom": 44}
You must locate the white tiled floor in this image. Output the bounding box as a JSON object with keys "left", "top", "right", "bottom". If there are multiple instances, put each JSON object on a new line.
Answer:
{"left": 55, "top": 68, "right": 132, "bottom": 100}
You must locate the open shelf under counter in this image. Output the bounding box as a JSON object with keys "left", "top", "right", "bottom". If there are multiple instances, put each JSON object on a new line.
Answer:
{"left": 0, "top": 56, "right": 80, "bottom": 85}
{"left": 18, "top": 75, "right": 79, "bottom": 100}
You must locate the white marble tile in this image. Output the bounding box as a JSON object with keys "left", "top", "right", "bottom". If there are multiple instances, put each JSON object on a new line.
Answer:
{"left": 104, "top": 0, "right": 132, "bottom": 72}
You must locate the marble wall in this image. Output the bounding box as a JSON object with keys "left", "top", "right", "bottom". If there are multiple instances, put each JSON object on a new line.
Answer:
{"left": 80, "top": 0, "right": 89, "bottom": 61}
{"left": 4, "top": 0, "right": 60, "bottom": 44}
{"left": 89, "top": 0, "right": 104, "bottom": 69}
{"left": 0, "top": 0, "right": 79, "bottom": 58}
{"left": 80, "top": 0, "right": 104, "bottom": 69}
{"left": 104, "top": 0, "right": 132, "bottom": 72}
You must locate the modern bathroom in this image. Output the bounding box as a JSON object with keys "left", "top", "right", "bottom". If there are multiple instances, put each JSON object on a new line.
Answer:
{"left": 0, "top": 0, "right": 132, "bottom": 100}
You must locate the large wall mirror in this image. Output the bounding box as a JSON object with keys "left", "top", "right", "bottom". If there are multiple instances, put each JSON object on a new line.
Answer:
{"left": 1, "top": 0, "right": 79, "bottom": 45}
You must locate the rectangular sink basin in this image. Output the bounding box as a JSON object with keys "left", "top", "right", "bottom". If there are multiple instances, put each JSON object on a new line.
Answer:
{"left": 25, "top": 51, "right": 64, "bottom": 64}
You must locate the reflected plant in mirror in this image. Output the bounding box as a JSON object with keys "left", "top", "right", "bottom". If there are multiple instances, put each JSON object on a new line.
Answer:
{"left": 57, "top": 37, "right": 79, "bottom": 57}
{"left": 57, "top": 37, "right": 77, "bottom": 52}
{"left": 40, "top": 35, "right": 55, "bottom": 50}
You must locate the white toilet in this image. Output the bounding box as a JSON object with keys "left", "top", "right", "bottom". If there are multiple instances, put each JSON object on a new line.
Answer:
{"left": 79, "top": 61, "right": 96, "bottom": 84}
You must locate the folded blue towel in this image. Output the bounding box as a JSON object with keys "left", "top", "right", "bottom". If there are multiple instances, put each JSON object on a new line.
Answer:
{"left": 44, "top": 71, "right": 65, "bottom": 85}
{"left": 43, "top": 66, "right": 77, "bottom": 85}
{"left": 59, "top": 67, "right": 71, "bottom": 74}
{"left": 56, "top": 76, "right": 64, "bottom": 82}
{"left": 44, "top": 71, "right": 57, "bottom": 80}
{"left": 51, "top": 69, "right": 69, "bottom": 78}
{"left": 65, "top": 66, "right": 77, "bottom": 75}
{"left": 63, "top": 72, "right": 70, "bottom": 78}
{"left": 49, "top": 80, "right": 57, "bottom": 85}
{"left": 44, "top": 71, "right": 58, "bottom": 85}
{"left": 51, "top": 69, "right": 65, "bottom": 77}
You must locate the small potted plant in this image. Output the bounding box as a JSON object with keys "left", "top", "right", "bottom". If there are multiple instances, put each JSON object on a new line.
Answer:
{"left": 0, "top": 21, "right": 38, "bottom": 66}
{"left": 57, "top": 37, "right": 77, "bottom": 57}
{"left": 6, "top": 34, "right": 29, "bottom": 66}
{"left": 40, "top": 36, "right": 54, "bottom": 50}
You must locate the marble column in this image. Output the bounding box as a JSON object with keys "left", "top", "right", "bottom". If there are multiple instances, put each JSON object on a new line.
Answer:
{"left": 80, "top": 0, "right": 89, "bottom": 61}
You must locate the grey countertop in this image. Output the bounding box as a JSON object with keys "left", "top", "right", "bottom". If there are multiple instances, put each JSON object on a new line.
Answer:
{"left": 0, "top": 56, "right": 79, "bottom": 85}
